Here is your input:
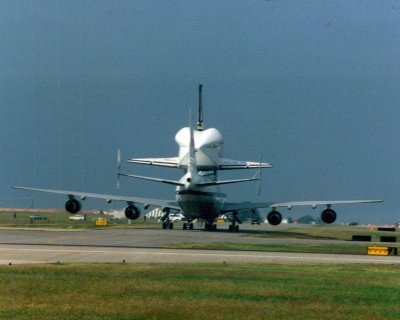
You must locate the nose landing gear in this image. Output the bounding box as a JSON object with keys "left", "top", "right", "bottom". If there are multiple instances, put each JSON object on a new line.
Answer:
{"left": 183, "top": 222, "right": 194, "bottom": 230}
{"left": 204, "top": 221, "right": 217, "bottom": 231}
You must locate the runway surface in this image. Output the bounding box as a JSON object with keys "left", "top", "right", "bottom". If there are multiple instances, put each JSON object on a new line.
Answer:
{"left": 1, "top": 227, "right": 399, "bottom": 265}
{"left": 1, "top": 244, "right": 400, "bottom": 265}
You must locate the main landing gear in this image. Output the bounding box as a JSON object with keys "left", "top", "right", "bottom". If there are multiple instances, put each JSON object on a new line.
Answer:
{"left": 202, "top": 211, "right": 241, "bottom": 232}
{"left": 228, "top": 211, "right": 241, "bottom": 232}
{"left": 160, "top": 208, "right": 194, "bottom": 230}
{"left": 161, "top": 208, "right": 174, "bottom": 230}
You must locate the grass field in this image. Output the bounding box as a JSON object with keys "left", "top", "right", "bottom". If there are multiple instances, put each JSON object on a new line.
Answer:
{"left": 0, "top": 263, "right": 399, "bottom": 320}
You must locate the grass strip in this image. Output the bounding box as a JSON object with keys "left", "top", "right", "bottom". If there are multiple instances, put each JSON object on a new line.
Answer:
{"left": 1, "top": 263, "right": 399, "bottom": 320}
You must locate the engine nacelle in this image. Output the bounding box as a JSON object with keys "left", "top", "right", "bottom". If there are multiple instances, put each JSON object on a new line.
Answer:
{"left": 267, "top": 210, "right": 282, "bottom": 226}
{"left": 321, "top": 208, "right": 337, "bottom": 224}
{"left": 65, "top": 198, "right": 82, "bottom": 214}
{"left": 125, "top": 205, "right": 140, "bottom": 220}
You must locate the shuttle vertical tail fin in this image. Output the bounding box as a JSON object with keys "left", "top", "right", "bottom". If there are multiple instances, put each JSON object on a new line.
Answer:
{"left": 197, "top": 84, "right": 204, "bottom": 131}
{"left": 188, "top": 110, "right": 197, "bottom": 177}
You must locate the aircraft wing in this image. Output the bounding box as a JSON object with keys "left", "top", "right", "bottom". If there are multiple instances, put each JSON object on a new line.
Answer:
{"left": 221, "top": 199, "right": 382, "bottom": 213}
{"left": 12, "top": 186, "right": 180, "bottom": 210}
{"left": 221, "top": 201, "right": 273, "bottom": 213}
{"left": 127, "top": 157, "right": 180, "bottom": 168}
{"left": 269, "top": 199, "right": 382, "bottom": 210}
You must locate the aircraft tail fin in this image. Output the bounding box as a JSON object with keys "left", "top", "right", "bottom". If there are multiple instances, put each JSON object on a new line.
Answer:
{"left": 117, "top": 149, "right": 121, "bottom": 190}
{"left": 258, "top": 155, "right": 263, "bottom": 196}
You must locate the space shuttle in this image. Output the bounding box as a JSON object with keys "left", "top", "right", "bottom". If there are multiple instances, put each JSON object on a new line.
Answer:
{"left": 128, "top": 85, "right": 272, "bottom": 171}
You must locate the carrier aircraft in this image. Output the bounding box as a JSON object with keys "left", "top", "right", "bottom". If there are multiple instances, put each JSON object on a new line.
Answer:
{"left": 14, "top": 85, "right": 382, "bottom": 231}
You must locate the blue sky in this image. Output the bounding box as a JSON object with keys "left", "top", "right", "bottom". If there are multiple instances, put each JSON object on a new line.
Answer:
{"left": 1, "top": 0, "right": 399, "bottom": 224}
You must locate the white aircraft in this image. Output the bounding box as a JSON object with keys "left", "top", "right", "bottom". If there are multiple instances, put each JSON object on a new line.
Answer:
{"left": 14, "top": 85, "right": 382, "bottom": 231}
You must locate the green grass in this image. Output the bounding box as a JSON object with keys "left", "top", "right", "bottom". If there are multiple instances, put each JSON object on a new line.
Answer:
{"left": 1, "top": 263, "right": 399, "bottom": 320}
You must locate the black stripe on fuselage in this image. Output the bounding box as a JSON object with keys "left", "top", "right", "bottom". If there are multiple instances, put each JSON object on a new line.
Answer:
{"left": 176, "top": 190, "right": 226, "bottom": 198}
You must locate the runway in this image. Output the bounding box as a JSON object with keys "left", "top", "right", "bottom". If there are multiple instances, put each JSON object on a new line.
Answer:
{"left": 1, "top": 243, "right": 400, "bottom": 265}
{"left": 1, "top": 227, "right": 399, "bottom": 265}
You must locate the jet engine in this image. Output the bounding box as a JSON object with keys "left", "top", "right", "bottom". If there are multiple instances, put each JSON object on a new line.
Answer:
{"left": 125, "top": 205, "right": 140, "bottom": 220}
{"left": 321, "top": 208, "right": 337, "bottom": 224}
{"left": 267, "top": 210, "right": 282, "bottom": 226}
{"left": 65, "top": 198, "right": 82, "bottom": 214}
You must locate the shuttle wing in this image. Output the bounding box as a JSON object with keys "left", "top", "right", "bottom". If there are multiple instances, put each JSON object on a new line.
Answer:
{"left": 127, "top": 157, "right": 180, "bottom": 168}
{"left": 217, "top": 158, "right": 272, "bottom": 170}
{"left": 128, "top": 156, "right": 272, "bottom": 170}
{"left": 12, "top": 186, "right": 180, "bottom": 210}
